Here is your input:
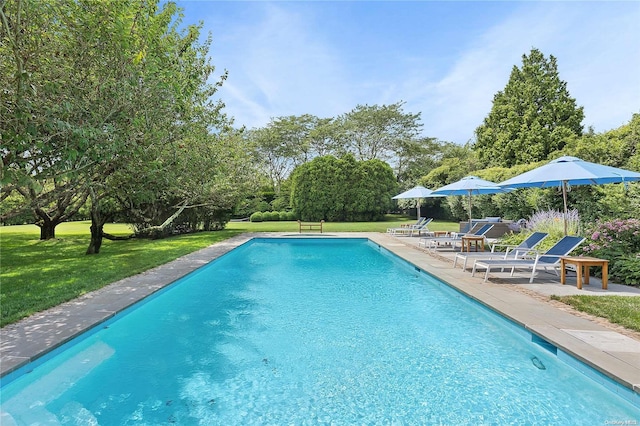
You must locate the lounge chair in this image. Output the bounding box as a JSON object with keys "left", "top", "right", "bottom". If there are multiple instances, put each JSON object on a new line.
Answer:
{"left": 406, "top": 216, "right": 428, "bottom": 228}
{"left": 388, "top": 218, "right": 433, "bottom": 237}
{"left": 387, "top": 217, "right": 427, "bottom": 233}
{"left": 419, "top": 223, "right": 494, "bottom": 251}
{"left": 453, "top": 232, "right": 548, "bottom": 270}
{"left": 471, "top": 235, "right": 585, "bottom": 283}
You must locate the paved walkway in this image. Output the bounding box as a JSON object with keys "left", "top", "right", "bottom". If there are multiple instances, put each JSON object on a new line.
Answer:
{"left": 396, "top": 234, "right": 640, "bottom": 297}
{"left": 2, "top": 232, "right": 639, "bottom": 406}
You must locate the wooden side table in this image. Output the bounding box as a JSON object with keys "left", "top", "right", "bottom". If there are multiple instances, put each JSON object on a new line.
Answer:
{"left": 560, "top": 256, "right": 608, "bottom": 290}
{"left": 461, "top": 235, "right": 485, "bottom": 252}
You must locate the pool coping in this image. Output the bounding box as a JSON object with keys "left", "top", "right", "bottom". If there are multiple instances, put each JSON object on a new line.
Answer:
{"left": 1, "top": 232, "right": 639, "bottom": 405}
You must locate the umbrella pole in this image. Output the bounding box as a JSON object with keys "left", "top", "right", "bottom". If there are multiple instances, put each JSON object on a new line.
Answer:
{"left": 417, "top": 199, "right": 421, "bottom": 219}
{"left": 468, "top": 191, "right": 472, "bottom": 232}
{"left": 562, "top": 181, "right": 568, "bottom": 236}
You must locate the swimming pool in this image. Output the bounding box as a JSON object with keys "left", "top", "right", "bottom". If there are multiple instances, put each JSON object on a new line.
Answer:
{"left": 1, "top": 238, "right": 638, "bottom": 424}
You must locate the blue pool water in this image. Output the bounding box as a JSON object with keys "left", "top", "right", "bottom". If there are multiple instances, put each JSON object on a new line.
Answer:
{"left": 1, "top": 238, "right": 639, "bottom": 424}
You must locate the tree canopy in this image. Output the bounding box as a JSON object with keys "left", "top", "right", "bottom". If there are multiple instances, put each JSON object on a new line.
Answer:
{"left": 1, "top": 0, "right": 256, "bottom": 251}
{"left": 248, "top": 101, "right": 428, "bottom": 193}
{"left": 338, "top": 102, "right": 423, "bottom": 162}
{"left": 474, "top": 48, "right": 584, "bottom": 167}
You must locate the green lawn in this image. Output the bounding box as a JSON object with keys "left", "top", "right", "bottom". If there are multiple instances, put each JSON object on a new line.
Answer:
{"left": 1, "top": 218, "right": 638, "bottom": 334}
{"left": 550, "top": 295, "right": 640, "bottom": 333}
{"left": 0, "top": 222, "right": 241, "bottom": 326}
{"left": 225, "top": 217, "right": 456, "bottom": 233}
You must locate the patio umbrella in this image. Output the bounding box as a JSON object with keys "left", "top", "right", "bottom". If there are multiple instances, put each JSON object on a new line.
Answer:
{"left": 392, "top": 185, "right": 439, "bottom": 218}
{"left": 430, "top": 176, "right": 511, "bottom": 229}
{"left": 498, "top": 156, "right": 640, "bottom": 235}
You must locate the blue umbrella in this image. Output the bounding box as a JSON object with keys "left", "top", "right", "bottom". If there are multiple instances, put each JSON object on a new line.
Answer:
{"left": 392, "top": 185, "right": 440, "bottom": 218}
{"left": 430, "top": 176, "right": 512, "bottom": 228}
{"left": 498, "top": 156, "right": 640, "bottom": 235}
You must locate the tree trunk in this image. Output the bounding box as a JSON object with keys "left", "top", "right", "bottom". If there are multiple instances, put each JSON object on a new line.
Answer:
{"left": 35, "top": 211, "right": 62, "bottom": 240}
{"left": 86, "top": 217, "right": 104, "bottom": 255}
{"left": 86, "top": 190, "right": 110, "bottom": 255}
{"left": 38, "top": 219, "right": 57, "bottom": 239}
{"left": 29, "top": 187, "right": 89, "bottom": 240}
{"left": 103, "top": 232, "right": 133, "bottom": 241}
{"left": 134, "top": 200, "right": 189, "bottom": 238}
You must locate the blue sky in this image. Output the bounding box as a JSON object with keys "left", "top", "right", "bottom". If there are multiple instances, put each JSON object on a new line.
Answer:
{"left": 175, "top": 1, "right": 640, "bottom": 144}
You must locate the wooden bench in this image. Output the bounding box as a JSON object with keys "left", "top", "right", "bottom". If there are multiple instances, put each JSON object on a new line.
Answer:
{"left": 298, "top": 220, "right": 324, "bottom": 233}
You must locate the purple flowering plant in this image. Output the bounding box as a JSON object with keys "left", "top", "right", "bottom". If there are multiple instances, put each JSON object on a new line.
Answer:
{"left": 527, "top": 209, "right": 580, "bottom": 242}
{"left": 582, "top": 219, "right": 640, "bottom": 256}
{"left": 497, "top": 210, "right": 581, "bottom": 253}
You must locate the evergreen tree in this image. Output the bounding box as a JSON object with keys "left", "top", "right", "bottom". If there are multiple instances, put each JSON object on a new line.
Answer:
{"left": 474, "top": 48, "right": 584, "bottom": 167}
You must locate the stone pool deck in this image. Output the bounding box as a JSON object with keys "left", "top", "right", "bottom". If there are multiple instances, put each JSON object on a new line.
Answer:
{"left": 2, "top": 232, "right": 639, "bottom": 406}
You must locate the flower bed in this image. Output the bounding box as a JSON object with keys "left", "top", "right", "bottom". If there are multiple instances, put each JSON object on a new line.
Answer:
{"left": 581, "top": 219, "right": 640, "bottom": 286}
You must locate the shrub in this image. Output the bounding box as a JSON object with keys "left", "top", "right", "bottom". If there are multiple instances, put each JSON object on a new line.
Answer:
{"left": 286, "top": 211, "right": 297, "bottom": 221}
{"left": 493, "top": 231, "right": 528, "bottom": 250}
{"left": 526, "top": 209, "right": 580, "bottom": 240}
{"left": 581, "top": 218, "right": 640, "bottom": 286}
{"left": 610, "top": 256, "right": 640, "bottom": 286}
{"left": 260, "top": 211, "right": 273, "bottom": 221}
{"left": 271, "top": 196, "right": 290, "bottom": 212}
{"left": 290, "top": 155, "right": 396, "bottom": 222}
{"left": 493, "top": 210, "right": 580, "bottom": 253}
{"left": 267, "top": 211, "right": 280, "bottom": 221}
{"left": 250, "top": 212, "right": 263, "bottom": 222}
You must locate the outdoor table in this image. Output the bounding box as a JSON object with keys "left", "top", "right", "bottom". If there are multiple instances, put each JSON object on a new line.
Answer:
{"left": 461, "top": 235, "right": 485, "bottom": 252}
{"left": 560, "top": 256, "right": 608, "bottom": 290}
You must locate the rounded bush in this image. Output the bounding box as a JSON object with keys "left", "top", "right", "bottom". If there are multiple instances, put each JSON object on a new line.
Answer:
{"left": 250, "top": 212, "right": 263, "bottom": 222}
{"left": 287, "top": 211, "right": 298, "bottom": 221}
{"left": 268, "top": 211, "right": 281, "bottom": 221}
{"left": 278, "top": 211, "right": 289, "bottom": 221}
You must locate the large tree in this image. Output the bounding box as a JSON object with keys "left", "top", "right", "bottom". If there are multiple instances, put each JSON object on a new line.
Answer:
{"left": 245, "top": 102, "right": 424, "bottom": 197}
{"left": 338, "top": 102, "right": 422, "bottom": 162}
{"left": 1, "top": 0, "right": 246, "bottom": 251}
{"left": 80, "top": 1, "right": 236, "bottom": 253}
{"left": 1, "top": 0, "right": 96, "bottom": 238}
{"left": 249, "top": 114, "right": 344, "bottom": 195}
{"left": 1, "top": 0, "right": 158, "bottom": 239}
{"left": 474, "top": 48, "right": 584, "bottom": 167}
{"left": 249, "top": 125, "right": 297, "bottom": 195}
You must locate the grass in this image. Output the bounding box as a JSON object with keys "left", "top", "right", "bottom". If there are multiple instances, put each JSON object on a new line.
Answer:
{"left": 0, "top": 222, "right": 242, "bottom": 327}
{"left": 550, "top": 295, "right": 640, "bottom": 333}
{"left": 2, "top": 217, "right": 639, "bottom": 335}
{"left": 225, "top": 217, "right": 456, "bottom": 233}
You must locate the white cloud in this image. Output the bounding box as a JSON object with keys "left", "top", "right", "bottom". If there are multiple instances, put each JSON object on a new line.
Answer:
{"left": 200, "top": 1, "right": 639, "bottom": 141}
{"left": 207, "top": 3, "right": 354, "bottom": 127}
{"left": 400, "top": 2, "right": 640, "bottom": 143}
